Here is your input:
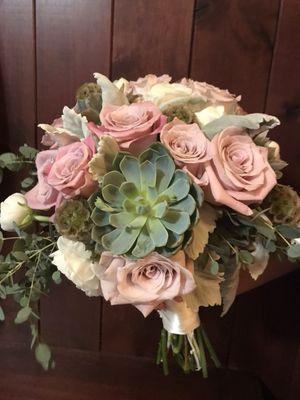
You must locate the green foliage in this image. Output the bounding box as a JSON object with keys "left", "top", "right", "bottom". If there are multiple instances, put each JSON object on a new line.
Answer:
{"left": 0, "top": 144, "right": 38, "bottom": 187}
{"left": 90, "top": 143, "right": 203, "bottom": 258}
{"left": 0, "top": 224, "right": 59, "bottom": 370}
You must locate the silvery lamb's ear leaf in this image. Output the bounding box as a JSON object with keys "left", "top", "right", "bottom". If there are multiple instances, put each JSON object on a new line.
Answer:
{"left": 94, "top": 73, "right": 129, "bottom": 106}
{"left": 202, "top": 113, "right": 280, "bottom": 140}
{"left": 62, "top": 106, "right": 90, "bottom": 138}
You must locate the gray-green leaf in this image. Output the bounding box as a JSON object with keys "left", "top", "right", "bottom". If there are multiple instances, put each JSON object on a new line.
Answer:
{"left": 35, "top": 342, "right": 51, "bottom": 370}
{"left": 15, "top": 306, "right": 31, "bottom": 324}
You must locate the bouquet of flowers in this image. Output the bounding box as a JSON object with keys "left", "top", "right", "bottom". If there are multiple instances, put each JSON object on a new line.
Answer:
{"left": 1, "top": 73, "right": 300, "bottom": 375}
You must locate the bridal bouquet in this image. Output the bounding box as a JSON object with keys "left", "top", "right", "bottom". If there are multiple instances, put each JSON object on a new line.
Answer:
{"left": 1, "top": 73, "right": 300, "bottom": 375}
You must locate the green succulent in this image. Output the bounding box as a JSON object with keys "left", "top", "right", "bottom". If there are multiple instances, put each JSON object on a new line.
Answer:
{"left": 89, "top": 143, "right": 203, "bottom": 258}
{"left": 55, "top": 199, "right": 91, "bottom": 241}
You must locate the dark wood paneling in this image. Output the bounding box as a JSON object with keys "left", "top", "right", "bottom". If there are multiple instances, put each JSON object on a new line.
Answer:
{"left": 111, "top": 0, "right": 195, "bottom": 80}
{"left": 0, "top": 0, "right": 36, "bottom": 149}
{"left": 190, "top": 0, "right": 281, "bottom": 112}
{"left": 101, "top": 0, "right": 195, "bottom": 356}
{"left": 36, "top": 0, "right": 112, "bottom": 351}
{"left": 0, "top": 0, "right": 36, "bottom": 348}
{"left": 265, "top": 0, "right": 300, "bottom": 190}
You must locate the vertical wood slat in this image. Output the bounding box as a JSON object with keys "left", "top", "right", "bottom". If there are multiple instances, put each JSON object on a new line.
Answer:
{"left": 0, "top": 0, "right": 36, "bottom": 348}
{"left": 101, "top": 0, "right": 195, "bottom": 356}
{"left": 111, "top": 0, "right": 195, "bottom": 81}
{"left": 265, "top": 0, "right": 300, "bottom": 190}
{"left": 36, "top": 0, "right": 112, "bottom": 351}
{"left": 190, "top": 0, "right": 281, "bottom": 112}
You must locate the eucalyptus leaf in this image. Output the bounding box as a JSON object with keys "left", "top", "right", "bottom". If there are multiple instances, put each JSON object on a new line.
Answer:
{"left": 35, "top": 342, "right": 51, "bottom": 370}
{"left": 276, "top": 225, "right": 300, "bottom": 239}
{"left": 15, "top": 306, "right": 31, "bottom": 324}
{"left": 287, "top": 242, "right": 300, "bottom": 259}
{"left": 19, "top": 144, "right": 38, "bottom": 159}
{"left": 0, "top": 305, "right": 4, "bottom": 321}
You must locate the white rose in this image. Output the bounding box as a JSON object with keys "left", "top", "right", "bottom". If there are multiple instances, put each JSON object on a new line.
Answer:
{"left": 51, "top": 236, "right": 102, "bottom": 297}
{"left": 0, "top": 193, "right": 33, "bottom": 232}
{"left": 145, "top": 83, "right": 204, "bottom": 110}
{"left": 194, "top": 105, "right": 225, "bottom": 127}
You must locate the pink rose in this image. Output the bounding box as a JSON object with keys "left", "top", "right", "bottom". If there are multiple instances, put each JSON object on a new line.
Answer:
{"left": 26, "top": 140, "right": 96, "bottom": 210}
{"left": 25, "top": 149, "right": 61, "bottom": 210}
{"left": 88, "top": 101, "right": 167, "bottom": 154}
{"left": 206, "top": 127, "right": 277, "bottom": 215}
{"left": 96, "top": 251, "right": 196, "bottom": 317}
{"left": 180, "top": 78, "right": 240, "bottom": 113}
{"left": 160, "top": 118, "right": 212, "bottom": 185}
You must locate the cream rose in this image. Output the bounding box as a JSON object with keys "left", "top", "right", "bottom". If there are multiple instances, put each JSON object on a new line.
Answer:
{"left": 160, "top": 118, "right": 212, "bottom": 185}
{"left": 206, "top": 126, "right": 277, "bottom": 215}
{"left": 0, "top": 193, "right": 33, "bottom": 232}
{"left": 95, "top": 251, "right": 196, "bottom": 317}
{"left": 50, "top": 236, "right": 102, "bottom": 297}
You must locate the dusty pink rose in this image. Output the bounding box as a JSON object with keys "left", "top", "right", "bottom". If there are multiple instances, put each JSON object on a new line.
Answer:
{"left": 25, "top": 149, "right": 61, "bottom": 210}
{"left": 129, "top": 74, "right": 172, "bottom": 97}
{"left": 206, "top": 126, "right": 277, "bottom": 215}
{"left": 180, "top": 78, "right": 240, "bottom": 113}
{"left": 95, "top": 251, "right": 196, "bottom": 317}
{"left": 88, "top": 101, "right": 167, "bottom": 154}
{"left": 160, "top": 118, "right": 212, "bottom": 185}
{"left": 26, "top": 139, "right": 96, "bottom": 210}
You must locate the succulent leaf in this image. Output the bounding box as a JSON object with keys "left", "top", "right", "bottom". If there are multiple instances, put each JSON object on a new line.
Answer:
{"left": 90, "top": 143, "right": 202, "bottom": 257}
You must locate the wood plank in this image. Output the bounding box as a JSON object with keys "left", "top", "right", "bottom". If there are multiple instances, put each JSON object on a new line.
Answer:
{"left": 190, "top": 0, "right": 281, "bottom": 111}
{"left": 0, "top": 345, "right": 266, "bottom": 400}
{"left": 36, "top": 0, "right": 112, "bottom": 351}
{"left": 228, "top": 269, "right": 300, "bottom": 399}
{"left": 0, "top": 0, "right": 36, "bottom": 348}
{"left": 101, "top": 0, "right": 195, "bottom": 356}
{"left": 265, "top": 0, "right": 300, "bottom": 190}
{"left": 111, "top": 0, "right": 195, "bottom": 80}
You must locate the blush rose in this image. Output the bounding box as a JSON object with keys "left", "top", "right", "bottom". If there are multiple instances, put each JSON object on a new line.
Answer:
{"left": 88, "top": 101, "right": 166, "bottom": 154}
{"left": 95, "top": 251, "right": 196, "bottom": 317}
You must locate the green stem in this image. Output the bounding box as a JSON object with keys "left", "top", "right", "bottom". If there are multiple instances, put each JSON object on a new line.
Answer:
{"left": 161, "top": 329, "right": 169, "bottom": 375}
{"left": 200, "top": 326, "right": 221, "bottom": 368}
{"left": 183, "top": 336, "right": 190, "bottom": 373}
{"left": 172, "top": 334, "right": 183, "bottom": 354}
{"left": 33, "top": 215, "right": 50, "bottom": 223}
{"left": 196, "top": 328, "right": 208, "bottom": 378}
{"left": 156, "top": 339, "right": 162, "bottom": 365}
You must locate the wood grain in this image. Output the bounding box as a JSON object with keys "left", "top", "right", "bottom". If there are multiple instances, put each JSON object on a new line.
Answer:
{"left": 36, "top": 0, "right": 112, "bottom": 351}
{"left": 190, "top": 0, "right": 281, "bottom": 112}
{"left": 111, "top": 0, "right": 195, "bottom": 80}
{"left": 265, "top": 0, "right": 300, "bottom": 190}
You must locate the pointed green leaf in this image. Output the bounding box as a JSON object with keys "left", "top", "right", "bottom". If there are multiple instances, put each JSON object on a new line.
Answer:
{"left": 171, "top": 194, "right": 196, "bottom": 215}
{"left": 103, "top": 225, "right": 142, "bottom": 255}
{"left": 119, "top": 156, "right": 141, "bottom": 188}
{"left": 15, "top": 306, "right": 31, "bottom": 324}
{"left": 109, "top": 212, "right": 136, "bottom": 228}
{"left": 132, "top": 226, "right": 155, "bottom": 258}
{"left": 35, "top": 343, "right": 51, "bottom": 371}
{"left": 91, "top": 208, "right": 110, "bottom": 227}
{"left": 103, "top": 171, "right": 125, "bottom": 187}
{"left": 155, "top": 155, "right": 175, "bottom": 192}
{"left": 119, "top": 182, "right": 139, "bottom": 199}
{"left": 147, "top": 218, "right": 168, "bottom": 247}
{"left": 167, "top": 231, "right": 184, "bottom": 248}
{"left": 102, "top": 184, "right": 125, "bottom": 205}
{"left": 158, "top": 178, "right": 190, "bottom": 204}
{"left": 140, "top": 160, "right": 156, "bottom": 188}
{"left": 162, "top": 210, "right": 190, "bottom": 235}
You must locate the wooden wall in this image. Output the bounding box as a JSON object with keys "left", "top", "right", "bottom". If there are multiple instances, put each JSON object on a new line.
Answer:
{"left": 0, "top": 1, "right": 299, "bottom": 399}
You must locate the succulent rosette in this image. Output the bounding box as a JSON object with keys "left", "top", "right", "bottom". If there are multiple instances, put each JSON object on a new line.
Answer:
{"left": 1, "top": 71, "right": 299, "bottom": 377}
{"left": 90, "top": 142, "right": 203, "bottom": 258}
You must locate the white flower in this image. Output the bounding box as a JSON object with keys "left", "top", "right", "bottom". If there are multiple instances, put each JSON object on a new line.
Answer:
{"left": 50, "top": 236, "right": 102, "bottom": 297}
{"left": 0, "top": 193, "right": 33, "bottom": 232}
{"left": 194, "top": 105, "right": 225, "bottom": 127}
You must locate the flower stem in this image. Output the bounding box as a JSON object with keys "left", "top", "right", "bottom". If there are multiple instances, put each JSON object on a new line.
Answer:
{"left": 33, "top": 215, "right": 50, "bottom": 223}
{"left": 200, "top": 326, "right": 221, "bottom": 368}
{"left": 196, "top": 328, "right": 208, "bottom": 378}
{"left": 161, "top": 329, "right": 169, "bottom": 375}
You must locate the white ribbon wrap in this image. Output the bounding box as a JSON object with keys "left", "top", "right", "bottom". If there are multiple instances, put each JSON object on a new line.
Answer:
{"left": 158, "top": 300, "right": 200, "bottom": 335}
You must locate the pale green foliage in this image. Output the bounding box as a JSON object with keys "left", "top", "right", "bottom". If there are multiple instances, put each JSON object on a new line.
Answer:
{"left": 90, "top": 143, "right": 203, "bottom": 258}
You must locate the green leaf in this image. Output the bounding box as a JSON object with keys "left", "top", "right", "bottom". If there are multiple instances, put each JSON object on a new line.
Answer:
{"left": 119, "top": 182, "right": 139, "bottom": 199}
{"left": 202, "top": 113, "right": 280, "bottom": 139}
{"left": 102, "top": 184, "right": 125, "bottom": 206}
{"left": 238, "top": 250, "right": 254, "bottom": 264}
{"left": 140, "top": 160, "right": 156, "bottom": 188}
{"left": 119, "top": 156, "right": 141, "bottom": 189}
{"left": 171, "top": 195, "right": 196, "bottom": 216}
{"left": 132, "top": 226, "right": 155, "bottom": 258}
{"left": 147, "top": 218, "right": 168, "bottom": 247}
{"left": 0, "top": 305, "right": 5, "bottom": 321}
{"left": 12, "top": 251, "right": 28, "bottom": 261}
{"left": 15, "top": 306, "right": 31, "bottom": 324}
{"left": 162, "top": 210, "right": 190, "bottom": 235}
{"left": 91, "top": 208, "right": 110, "bottom": 227}
{"left": 52, "top": 270, "right": 62, "bottom": 284}
{"left": 19, "top": 144, "right": 38, "bottom": 159}
{"left": 21, "top": 177, "right": 34, "bottom": 189}
{"left": 210, "top": 260, "right": 219, "bottom": 275}
{"left": 0, "top": 152, "right": 18, "bottom": 166}
{"left": 276, "top": 225, "right": 300, "bottom": 239}
{"left": 155, "top": 155, "right": 175, "bottom": 192}
{"left": 109, "top": 212, "right": 135, "bottom": 228}
{"left": 102, "top": 171, "right": 125, "bottom": 187}
{"left": 287, "top": 242, "right": 300, "bottom": 259}
{"left": 35, "top": 342, "right": 51, "bottom": 371}
{"left": 158, "top": 178, "right": 190, "bottom": 204}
